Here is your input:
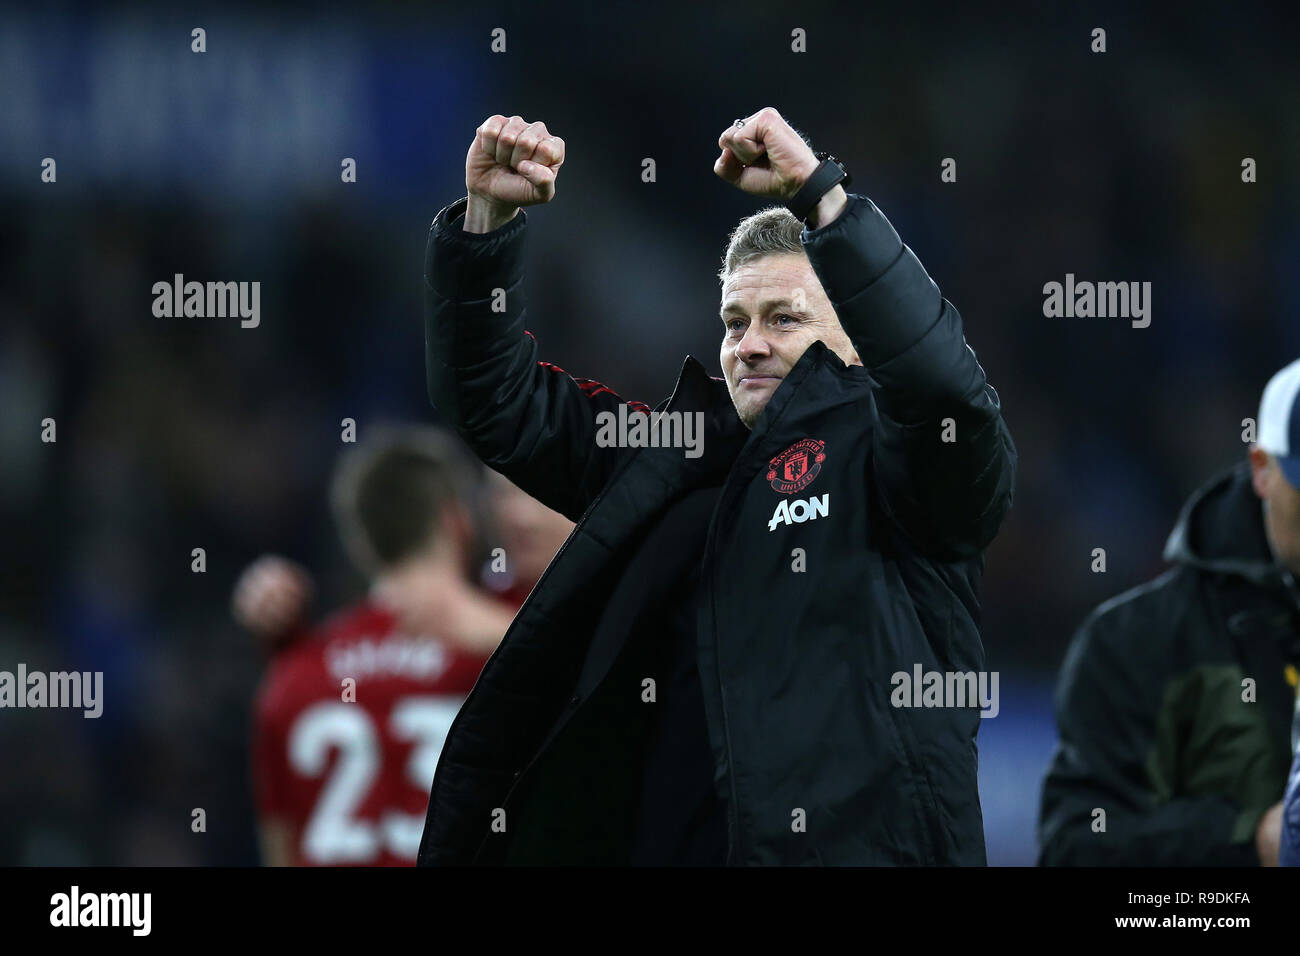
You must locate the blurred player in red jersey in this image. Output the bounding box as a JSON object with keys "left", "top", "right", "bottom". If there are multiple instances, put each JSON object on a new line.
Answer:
{"left": 237, "top": 426, "right": 520, "bottom": 866}
{"left": 236, "top": 468, "right": 575, "bottom": 653}
{"left": 477, "top": 470, "right": 577, "bottom": 610}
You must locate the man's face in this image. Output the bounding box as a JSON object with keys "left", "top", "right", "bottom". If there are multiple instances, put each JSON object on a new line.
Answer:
{"left": 719, "top": 253, "right": 862, "bottom": 428}
{"left": 1250, "top": 447, "right": 1300, "bottom": 575}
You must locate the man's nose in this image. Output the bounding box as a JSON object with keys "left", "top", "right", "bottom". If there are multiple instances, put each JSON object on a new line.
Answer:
{"left": 735, "top": 324, "right": 771, "bottom": 361}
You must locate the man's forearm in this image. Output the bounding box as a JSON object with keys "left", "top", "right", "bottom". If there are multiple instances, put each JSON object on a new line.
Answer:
{"left": 464, "top": 194, "right": 520, "bottom": 234}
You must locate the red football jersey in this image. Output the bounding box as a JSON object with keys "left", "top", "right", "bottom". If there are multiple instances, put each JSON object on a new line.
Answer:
{"left": 252, "top": 601, "right": 490, "bottom": 866}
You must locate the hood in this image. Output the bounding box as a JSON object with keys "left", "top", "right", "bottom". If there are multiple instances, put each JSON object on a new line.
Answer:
{"left": 1162, "top": 461, "right": 1285, "bottom": 589}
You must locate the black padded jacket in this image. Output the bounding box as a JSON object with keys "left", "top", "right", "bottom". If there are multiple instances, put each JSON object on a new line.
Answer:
{"left": 417, "top": 191, "right": 1016, "bottom": 865}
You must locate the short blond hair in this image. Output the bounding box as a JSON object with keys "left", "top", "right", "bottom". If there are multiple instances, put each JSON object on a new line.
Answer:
{"left": 717, "top": 205, "right": 805, "bottom": 287}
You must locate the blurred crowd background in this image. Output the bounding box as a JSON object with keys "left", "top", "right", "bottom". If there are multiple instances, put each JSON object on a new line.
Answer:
{"left": 1, "top": 1, "right": 1298, "bottom": 865}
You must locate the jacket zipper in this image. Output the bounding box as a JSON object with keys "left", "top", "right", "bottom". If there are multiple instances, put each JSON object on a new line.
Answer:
{"left": 703, "top": 480, "right": 742, "bottom": 865}
{"left": 702, "top": 359, "right": 822, "bottom": 865}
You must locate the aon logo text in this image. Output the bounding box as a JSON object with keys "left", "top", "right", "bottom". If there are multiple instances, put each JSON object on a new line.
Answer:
{"left": 768, "top": 494, "right": 830, "bottom": 532}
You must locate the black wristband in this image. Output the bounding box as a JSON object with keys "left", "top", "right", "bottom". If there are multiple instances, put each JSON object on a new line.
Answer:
{"left": 786, "top": 152, "right": 851, "bottom": 223}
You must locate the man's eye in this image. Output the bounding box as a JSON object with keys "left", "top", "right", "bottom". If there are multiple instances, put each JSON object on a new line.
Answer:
{"left": 725, "top": 319, "right": 745, "bottom": 333}
{"left": 774, "top": 313, "right": 795, "bottom": 326}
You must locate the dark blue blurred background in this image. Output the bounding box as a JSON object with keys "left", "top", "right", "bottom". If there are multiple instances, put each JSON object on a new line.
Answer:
{"left": 1, "top": 1, "right": 1297, "bottom": 865}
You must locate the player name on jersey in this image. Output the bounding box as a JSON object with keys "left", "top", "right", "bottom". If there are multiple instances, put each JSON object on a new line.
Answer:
{"left": 325, "top": 635, "right": 451, "bottom": 682}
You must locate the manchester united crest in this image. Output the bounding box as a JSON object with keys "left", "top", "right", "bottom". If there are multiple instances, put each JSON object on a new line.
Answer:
{"left": 766, "top": 438, "right": 826, "bottom": 494}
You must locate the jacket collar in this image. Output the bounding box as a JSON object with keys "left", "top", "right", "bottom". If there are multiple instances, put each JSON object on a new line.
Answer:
{"left": 621, "top": 340, "right": 866, "bottom": 494}
{"left": 662, "top": 337, "right": 855, "bottom": 432}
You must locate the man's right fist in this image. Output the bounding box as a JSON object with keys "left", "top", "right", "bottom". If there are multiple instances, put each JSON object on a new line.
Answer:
{"left": 466, "top": 115, "right": 565, "bottom": 212}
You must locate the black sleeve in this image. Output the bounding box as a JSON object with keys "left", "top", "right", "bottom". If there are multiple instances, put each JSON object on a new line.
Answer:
{"left": 423, "top": 196, "right": 652, "bottom": 523}
{"left": 800, "top": 193, "right": 1016, "bottom": 560}
{"left": 1037, "top": 602, "right": 1264, "bottom": 866}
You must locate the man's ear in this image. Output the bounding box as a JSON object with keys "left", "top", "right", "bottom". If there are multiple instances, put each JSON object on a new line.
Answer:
{"left": 1248, "top": 445, "right": 1272, "bottom": 499}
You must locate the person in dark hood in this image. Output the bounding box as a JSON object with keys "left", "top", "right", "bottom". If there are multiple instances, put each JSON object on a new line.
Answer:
{"left": 1039, "top": 357, "right": 1300, "bottom": 865}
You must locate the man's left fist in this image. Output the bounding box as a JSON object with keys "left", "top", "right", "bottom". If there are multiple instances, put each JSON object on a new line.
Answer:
{"left": 714, "top": 107, "right": 819, "bottom": 199}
